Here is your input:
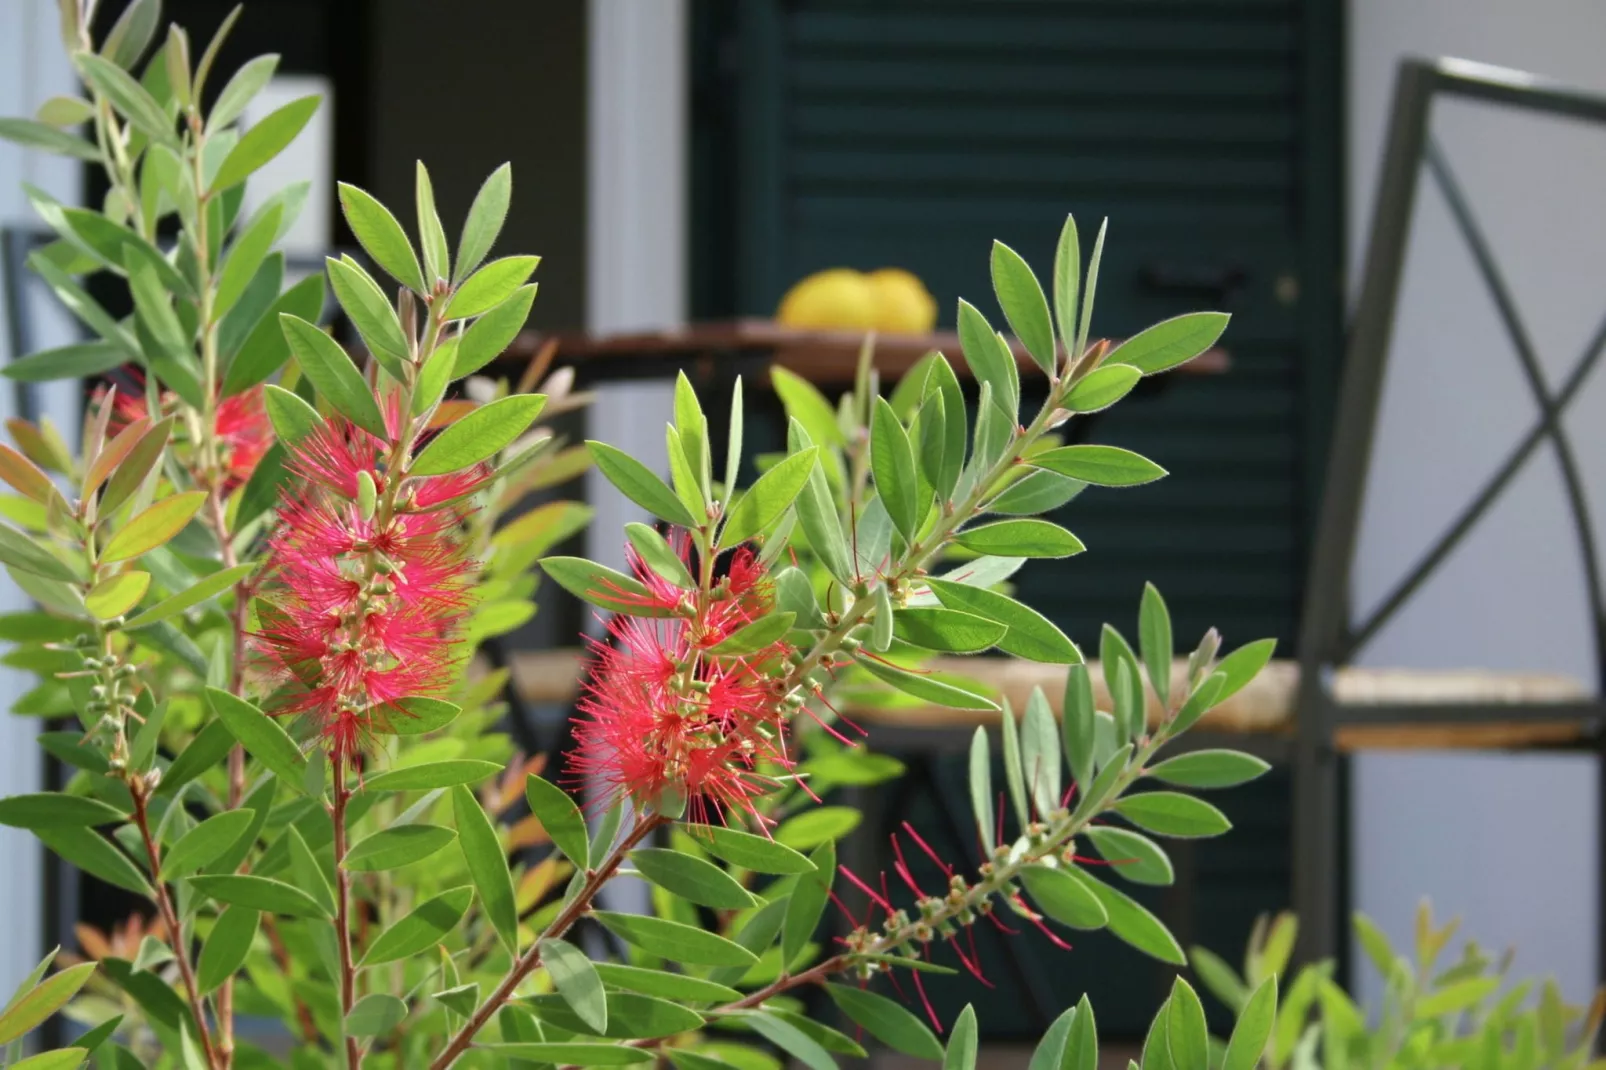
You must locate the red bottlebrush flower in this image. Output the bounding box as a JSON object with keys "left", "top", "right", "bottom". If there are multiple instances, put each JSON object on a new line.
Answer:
{"left": 96, "top": 373, "right": 272, "bottom": 490}
{"left": 568, "top": 532, "right": 798, "bottom": 824}
{"left": 249, "top": 410, "right": 476, "bottom": 760}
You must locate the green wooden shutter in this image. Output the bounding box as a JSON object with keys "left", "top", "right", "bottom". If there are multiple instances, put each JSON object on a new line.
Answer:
{"left": 728, "top": 0, "right": 1332, "bottom": 652}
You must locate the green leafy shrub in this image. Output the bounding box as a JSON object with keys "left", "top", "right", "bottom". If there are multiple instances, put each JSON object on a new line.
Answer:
{"left": 0, "top": 2, "right": 1267, "bottom": 1066}
{"left": 1190, "top": 906, "right": 1605, "bottom": 1070}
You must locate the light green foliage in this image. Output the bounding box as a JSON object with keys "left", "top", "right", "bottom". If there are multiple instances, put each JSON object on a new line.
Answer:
{"left": 1191, "top": 904, "right": 1605, "bottom": 1070}
{"left": 0, "top": 3, "right": 1275, "bottom": 1066}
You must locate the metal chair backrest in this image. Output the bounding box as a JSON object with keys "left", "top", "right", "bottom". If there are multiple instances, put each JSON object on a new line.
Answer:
{"left": 1299, "top": 57, "right": 1606, "bottom": 700}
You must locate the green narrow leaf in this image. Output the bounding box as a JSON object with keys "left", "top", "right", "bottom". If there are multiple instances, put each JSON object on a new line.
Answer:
{"left": 629, "top": 847, "right": 757, "bottom": 909}
{"left": 451, "top": 784, "right": 518, "bottom": 952}
{"left": 101, "top": 492, "right": 206, "bottom": 563}
{"left": 76, "top": 53, "right": 171, "bottom": 142}
{"left": 541, "top": 936, "right": 608, "bottom": 1034}
{"left": 1031, "top": 445, "right": 1166, "bottom": 488}
{"left": 594, "top": 964, "right": 740, "bottom": 1004}
{"left": 344, "top": 824, "right": 456, "bottom": 871}
{"left": 1084, "top": 826, "right": 1175, "bottom": 886}
{"left": 538, "top": 556, "right": 675, "bottom": 618}
{"left": 1000, "top": 699, "right": 1028, "bottom": 830}
{"left": 1019, "top": 864, "right": 1108, "bottom": 930}
{"left": 1063, "top": 663, "right": 1096, "bottom": 796}
{"left": 1053, "top": 215, "right": 1081, "bottom": 355}
{"left": 1213, "top": 638, "right": 1278, "bottom": 703}
{"left": 774, "top": 806, "right": 860, "bottom": 850}
{"left": 892, "top": 607, "right": 1006, "bottom": 654}
{"left": 794, "top": 446, "right": 852, "bottom": 583}
{"left": 206, "top": 53, "right": 278, "bottom": 132}
{"left": 1114, "top": 792, "right": 1232, "bottom": 839}
{"left": 1065, "top": 364, "right": 1141, "bottom": 414}
{"left": 222, "top": 273, "right": 325, "bottom": 394}
{"left": 957, "top": 299, "right": 1018, "bottom": 419}
{"left": 360, "top": 886, "right": 472, "bottom": 966}
{"left": 723, "top": 376, "right": 745, "bottom": 504}
{"left": 325, "top": 256, "right": 409, "bottom": 382}
{"left": 991, "top": 240, "right": 1055, "bottom": 374}
{"left": 412, "top": 395, "right": 546, "bottom": 476}
{"left": 444, "top": 255, "right": 540, "bottom": 319}
{"left": 827, "top": 983, "right": 944, "bottom": 1060}
{"left": 1139, "top": 584, "right": 1174, "bottom": 708}
{"left": 205, "top": 688, "right": 306, "bottom": 794}
{"left": 0, "top": 526, "right": 78, "bottom": 583}
{"left": 869, "top": 586, "right": 893, "bottom": 654}
{"left": 771, "top": 366, "right": 846, "bottom": 447}
{"left": 480, "top": 1044, "right": 649, "bottom": 1066}
{"left": 734, "top": 1015, "right": 830, "bottom": 1070}
{"left": 1221, "top": 976, "right": 1277, "bottom": 1070}
{"left": 0, "top": 793, "right": 124, "bottom": 830}
{"left": 1075, "top": 219, "right": 1107, "bottom": 357}
{"left": 162, "top": 809, "right": 256, "bottom": 879}
{"left": 0, "top": 118, "right": 100, "bottom": 161}
{"left": 526, "top": 774, "right": 589, "bottom": 871}
{"left": 1148, "top": 750, "right": 1270, "bottom": 790}
{"left": 416, "top": 160, "right": 450, "bottom": 284}
{"left": 694, "top": 824, "right": 815, "bottom": 874}
{"left": 0, "top": 962, "right": 97, "bottom": 1045}
{"left": 1108, "top": 312, "right": 1231, "bottom": 376}
{"left": 263, "top": 385, "right": 320, "bottom": 446}
{"left": 953, "top": 518, "right": 1084, "bottom": 559}
{"left": 925, "top": 577, "right": 1081, "bottom": 664}
{"left": 1067, "top": 867, "right": 1185, "bottom": 964}
{"left": 187, "top": 875, "right": 328, "bottom": 918}
{"left": 1170, "top": 671, "right": 1227, "bottom": 736}
{"left": 346, "top": 993, "right": 407, "bottom": 1037}
{"left": 2, "top": 341, "right": 126, "bottom": 383}
{"left": 455, "top": 284, "right": 537, "bottom": 378}
{"left": 279, "top": 313, "right": 388, "bottom": 437}
{"left": 125, "top": 563, "right": 254, "bottom": 630}
{"left": 871, "top": 397, "right": 919, "bottom": 541}
{"left": 1065, "top": 995, "right": 1098, "bottom": 1070}
{"left": 969, "top": 727, "right": 995, "bottom": 853}
{"left": 944, "top": 1004, "right": 979, "bottom": 1070}
{"left": 593, "top": 912, "right": 758, "bottom": 968}
{"left": 1021, "top": 687, "right": 1061, "bottom": 817}
{"left": 214, "top": 203, "right": 283, "bottom": 319}
{"left": 783, "top": 840, "right": 835, "bottom": 966}
{"left": 364, "top": 760, "right": 500, "bottom": 792}
{"left": 337, "top": 181, "right": 424, "bottom": 293}
{"left": 1167, "top": 978, "right": 1209, "bottom": 1070}
{"left": 587, "top": 440, "right": 697, "bottom": 527}
{"left": 454, "top": 163, "right": 512, "bottom": 284}
{"left": 285, "top": 825, "right": 334, "bottom": 917}
{"left": 210, "top": 94, "right": 321, "bottom": 192}
{"left": 1029, "top": 1008, "right": 1077, "bottom": 1070}
{"left": 721, "top": 447, "right": 819, "bottom": 548}
{"left": 857, "top": 656, "right": 998, "bottom": 711}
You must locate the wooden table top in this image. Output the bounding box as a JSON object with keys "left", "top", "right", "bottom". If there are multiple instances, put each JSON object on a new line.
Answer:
{"left": 495, "top": 318, "right": 1229, "bottom": 386}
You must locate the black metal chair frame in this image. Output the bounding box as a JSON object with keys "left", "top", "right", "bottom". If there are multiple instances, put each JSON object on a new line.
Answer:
{"left": 1293, "top": 57, "right": 1606, "bottom": 968}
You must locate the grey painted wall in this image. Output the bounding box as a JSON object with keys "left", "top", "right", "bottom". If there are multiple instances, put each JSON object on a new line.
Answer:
{"left": 1348, "top": 0, "right": 1606, "bottom": 1009}
{"left": 0, "top": 0, "right": 82, "bottom": 992}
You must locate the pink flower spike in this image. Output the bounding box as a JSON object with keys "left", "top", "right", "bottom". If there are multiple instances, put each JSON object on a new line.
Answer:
{"left": 837, "top": 864, "right": 894, "bottom": 916}
{"left": 900, "top": 821, "right": 954, "bottom": 878}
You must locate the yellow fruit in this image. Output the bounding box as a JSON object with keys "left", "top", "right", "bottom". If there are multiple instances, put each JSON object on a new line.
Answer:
{"left": 866, "top": 268, "right": 938, "bottom": 334}
{"left": 775, "top": 269, "right": 878, "bottom": 330}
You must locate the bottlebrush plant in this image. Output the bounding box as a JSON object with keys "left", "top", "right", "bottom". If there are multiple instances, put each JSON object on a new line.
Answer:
{"left": 0, "top": 3, "right": 1275, "bottom": 1069}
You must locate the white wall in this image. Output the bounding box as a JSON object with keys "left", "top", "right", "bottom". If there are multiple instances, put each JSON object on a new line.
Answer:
{"left": 0, "top": 0, "right": 81, "bottom": 991}
{"left": 1348, "top": 0, "right": 1606, "bottom": 1008}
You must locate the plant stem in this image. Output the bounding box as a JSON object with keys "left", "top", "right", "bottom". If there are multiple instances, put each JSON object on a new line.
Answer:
{"left": 629, "top": 732, "right": 1170, "bottom": 1060}
{"left": 427, "top": 813, "right": 667, "bottom": 1070}
{"left": 332, "top": 749, "right": 361, "bottom": 1069}
{"left": 130, "top": 786, "right": 225, "bottom": 1070}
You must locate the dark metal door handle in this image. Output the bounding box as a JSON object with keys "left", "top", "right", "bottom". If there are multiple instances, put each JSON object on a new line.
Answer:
{"left": 1139, "top": 264, "right": 1249, "bottom": 306}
